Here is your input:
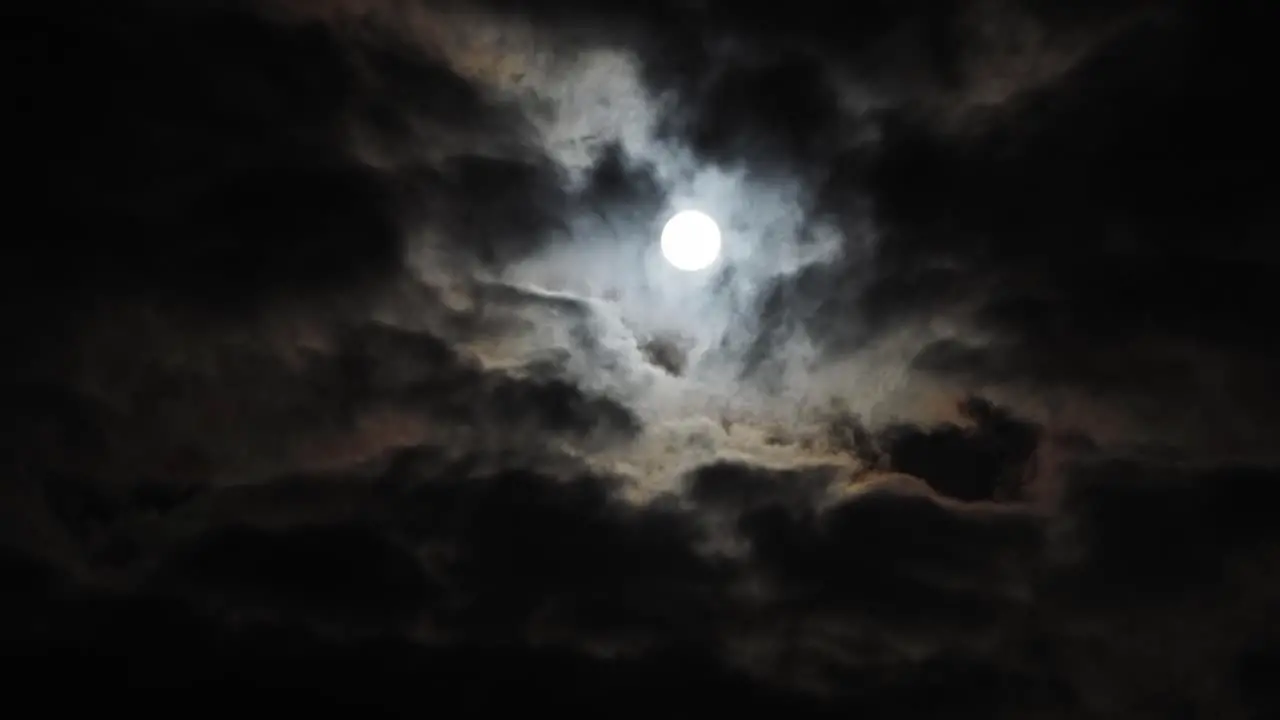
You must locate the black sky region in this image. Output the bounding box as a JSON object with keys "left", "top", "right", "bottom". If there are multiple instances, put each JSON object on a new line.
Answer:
{"left": 5, "top": 1, "right": 1280, "bottom": 717}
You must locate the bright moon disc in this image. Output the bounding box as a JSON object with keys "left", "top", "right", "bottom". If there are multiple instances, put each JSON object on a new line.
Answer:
{"left": 660, "top": 210, "right": 721, "bottom": 272}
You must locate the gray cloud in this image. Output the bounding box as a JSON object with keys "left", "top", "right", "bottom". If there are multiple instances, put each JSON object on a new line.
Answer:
{"left": 6, "top": 0, "right": 1280, "bottom": 717}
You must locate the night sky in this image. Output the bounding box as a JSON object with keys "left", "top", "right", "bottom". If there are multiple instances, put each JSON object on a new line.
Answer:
{"left": 5, "top": 1, "right": 1280, "bottom": 717}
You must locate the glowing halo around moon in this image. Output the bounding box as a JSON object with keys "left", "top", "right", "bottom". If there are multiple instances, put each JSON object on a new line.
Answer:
{"left": 659, "top": 210, "right": 722, "bottom": 272}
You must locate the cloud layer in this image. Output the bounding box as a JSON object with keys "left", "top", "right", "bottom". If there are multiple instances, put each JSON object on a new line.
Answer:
{"left": 5, "top": 0, "right": 1280, "bottom": 716}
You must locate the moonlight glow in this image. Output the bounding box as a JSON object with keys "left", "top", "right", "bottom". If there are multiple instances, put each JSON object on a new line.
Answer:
{"left": 660, "top": 210, "right": 722, "bottom": 272}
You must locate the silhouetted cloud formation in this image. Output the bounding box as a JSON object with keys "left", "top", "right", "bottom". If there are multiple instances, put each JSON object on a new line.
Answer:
{"left": 5, "top": 0, "right": 1279, "bottom": 717}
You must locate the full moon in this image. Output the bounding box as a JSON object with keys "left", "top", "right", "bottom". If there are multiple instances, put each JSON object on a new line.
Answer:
{"left": 660, "top": 210, "right": 721, "bottom": 272}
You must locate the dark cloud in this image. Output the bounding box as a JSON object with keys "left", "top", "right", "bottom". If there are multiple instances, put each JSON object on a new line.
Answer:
{"left": 13, "top": 3, "right": 391, "bottom": 305}
{"left": 687, "top": 459, "right": 835, "bottom": 511}
{"left": 7, "top": 428, "right": 1280, "bottom": 715}
{"left": 1060, "top": 461, "right": 1280, "bottom": 595}
{"left": 876, "top": 397, "right": 1041, "bottom": 502}
{"left": 5, "top": 0, "right": 556, "bottom": 357}
{"left": 660, "top": 52, "right": 846, "bottom": 170}
{"left": 1238, "top": 645, "right": 1280, "bottom": 720}
{"left": 15, "top": 447, "right": 1278, "bottom": 714}
{"left": 150, "top": 522, "right": 435, "bottom": 630}
{"left": 6, "top": 0, "right": 1280, "bottom": 716}
{"left": 736, "top": 484, "right": 1041, "bottom": 653}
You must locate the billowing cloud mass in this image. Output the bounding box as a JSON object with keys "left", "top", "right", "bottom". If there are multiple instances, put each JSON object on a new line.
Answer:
{"left": 5, "top": 0, "right": 1280, "bottom": 716}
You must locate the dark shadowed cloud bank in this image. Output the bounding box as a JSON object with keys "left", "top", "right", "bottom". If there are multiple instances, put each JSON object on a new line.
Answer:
{"left": 4, "top": 0, "right": 1280, "bottom": 717}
